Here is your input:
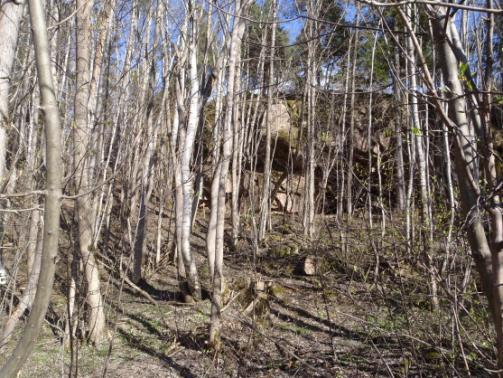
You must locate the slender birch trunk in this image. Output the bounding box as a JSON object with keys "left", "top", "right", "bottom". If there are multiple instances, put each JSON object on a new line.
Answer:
{"left": 74, "top": 0, "right": 106, "bottom": 344}
{"left": 208, "top": 0, "right": 249, "bottom": 347}
{"left": 0, "top": 209, "right": 41, "bottom": 346}
{"left": 406, "top": 5, "right": 438, "bottom": 310}
{"left": 258, "top": 0, "right": 277, "bottom": 241}
{"left": 337, "top": 38, "right": 352, "bottom": 217}
{"left": 0, "top": 0, "right": 62, "bottom": 373}
{"left": 0, "top": 1, "right": 24, "bottom": 187}
{"left": 132, "top": 4, "right": 159, "bottom": 283}
{"left": 231, "top": 59, "right": 244, "bottom": 247}
{"left": 303, "top": 1, "right": 317, "bottom": 237}
{"left": 393, "top": 47, "right": 406, "bottom": 211}
{"left": 425, "top": 7, "right": 503, "bottom": 367}
{"left": 179, "top": 3, "right": 201, "bottom": 299}
{"left": 346, "top": 7, "right": 360, "bottom": 217}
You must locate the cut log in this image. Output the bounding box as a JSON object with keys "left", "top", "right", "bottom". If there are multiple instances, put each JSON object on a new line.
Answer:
{"left": 296, "top": 255, "right": 317, "bottom": 276}
{"left": 253, "top": 280, "right": 267, "bottom": 293}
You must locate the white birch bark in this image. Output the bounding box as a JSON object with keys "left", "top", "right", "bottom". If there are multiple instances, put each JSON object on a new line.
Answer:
{"left": 208, "top": 0, "right": 249, "bottom": 347}
{"left": 258, "top": 0, "right": 277, "bottom": 241}
{"left": 0, "top": 0, "right": 62, "bottom": 373}
{"left": 74, "top": 0, "right": 106, "bottom": 344}
{"left": 346, "top": 7, "right": 360, "bottom": 217}
{"left": 0, "top": 1, "right": 24, "bottom": 186}
{"left": 406, "top": 4, "right": 438, "bottom": 310}
{"left": 178, "top": 3, "right": 201, "bottom": 298}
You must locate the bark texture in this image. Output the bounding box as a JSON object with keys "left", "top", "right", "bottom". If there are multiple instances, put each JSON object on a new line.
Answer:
{"left": 0, "top": 0, "right": 62, "bottom": 374}
{"left": 74, "top": 0, "right": 106, "bottom": 344}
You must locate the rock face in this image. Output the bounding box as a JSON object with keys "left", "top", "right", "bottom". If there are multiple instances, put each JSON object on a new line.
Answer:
{"left": 223, "top": 94, "right": 399, "bottom": 214}
{"left": 274, "top": 192, "right": 300, "bottom": 213}
{"left": 252, "top": 100, "right": 303, "bottom": 173}
{"left": 264, "top": 96, "right": 395, "bottom": 166}
{"left": 269, "top": 102, "right": 291, "bottom": 138}
{"left": 272, "top": 174, "right": 304, "bottom": 213}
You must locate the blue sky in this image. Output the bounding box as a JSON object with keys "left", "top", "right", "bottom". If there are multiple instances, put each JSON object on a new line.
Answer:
{"left": 285, "top": 19, "right": 303, "bottom": 42}
{"left": 280, "top": 0, "right": 357, "bottom": 43}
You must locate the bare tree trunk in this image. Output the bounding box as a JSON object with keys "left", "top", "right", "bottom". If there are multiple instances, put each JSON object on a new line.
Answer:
{"left": 0, "top": 1, "right": 24, "bottom": 271}
{"left": 303, "top": 1, "right": 317, "bottom": 237}
{"left": 258, "top": 0, "right": 277, "bottom": 241}
{"left": 337, "top": 38, "right": 352, "bottom": 217}
{"left": 74, "top": 0, "right": 106, "bottom": 344}
{"left": 440, "top": 83, "right": 455, "bottom": 272}
{"left": 0, "top": 47, "right": 43, "bottom": 343}
{"left": 404, "top": 63, "right": 414, "bottom": 256}
{"left": 179, "top": 3, "right": 201, "bottom": 299}
{"left": 132, "top": 4, "right": 159, "bottom": 283}
{"left": 206, "top": 53, "right": 225, "bottom": 282}
{"left": 0, "top": 1, "right": 24, "bottom": 187}
{"left": 0, "top": 0, "right": 62, "bottom": 373}
{"left": 0, "top": 209, "right": 41, "bottom": 346}
{"left": 346, "top": 7, "right": 360, "bottom": 217}
{"left": 208, "top": 0, "right": 249, "bottom": 348}
{"left": 171, "top": 69, "right": 188, "bottom": 296}
{"left": 406, "top": 5, "right": 438, "bottom": 310}
{"left": 393, "top": 47, "right": 406, "bottom": 211}
{"left": 430, "top": 9, "right": 503, "bottom": 368}
{"left": 88, "top": 0, "right": 116, "bottom": 233}
{"left": 479, "top": 7, "right": 503, "bottom": 366}
{"left": 231, "top": 59, "right": 244, "bottom": 247}
{"left": 366, "top": 31, "right": 378, "bottom": 228}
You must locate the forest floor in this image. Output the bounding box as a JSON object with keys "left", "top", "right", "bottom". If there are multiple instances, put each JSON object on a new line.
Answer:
{"left": 0, "top": 212, "right": 495, "bottom": 377}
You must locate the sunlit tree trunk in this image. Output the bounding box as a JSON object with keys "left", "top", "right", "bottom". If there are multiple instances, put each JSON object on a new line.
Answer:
{"left": 231, "top": 59, "right": 244, "bottom": 247}
{"left": 0, "top": 0, "right": 62, "bottom": 373}
{"left": 209, "top": 0, "right": 249, "bottom": 347}
{"left": 258, "top": 0, "right": 277, "bottom": 241}
{"left": 0, "top": 1, "right": 24, "bottom": 187}
{"left": 302, "top": 0, "right": 317, "bottom": 237}
{"left": 392, "top": 47, "right": 406, "bottom": 211}
{"left": 0, "top": 209, "right": 41, "bottom": 346}
{"left": 74, "top": 0, "right": 106, "bottom": 344}
{"left": 406, "top": 4, "right": 438, "bottom": 310}
{"left": 337, "top": 38, "right": 352, "bottom": 217}
{"left": 423, "top": 6, "right": 503, "bottom": 368}
{"left": 346, "top": 7, "right": 360, "bottom": 217}
{"left": 206, "top": 51, "right": 226, "bottom": 281}
{"left": 179, "top": 3, "right": 201, "bottom": 299}
{"left": 133, "top": 3, "right": 159, "bottom": 284}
